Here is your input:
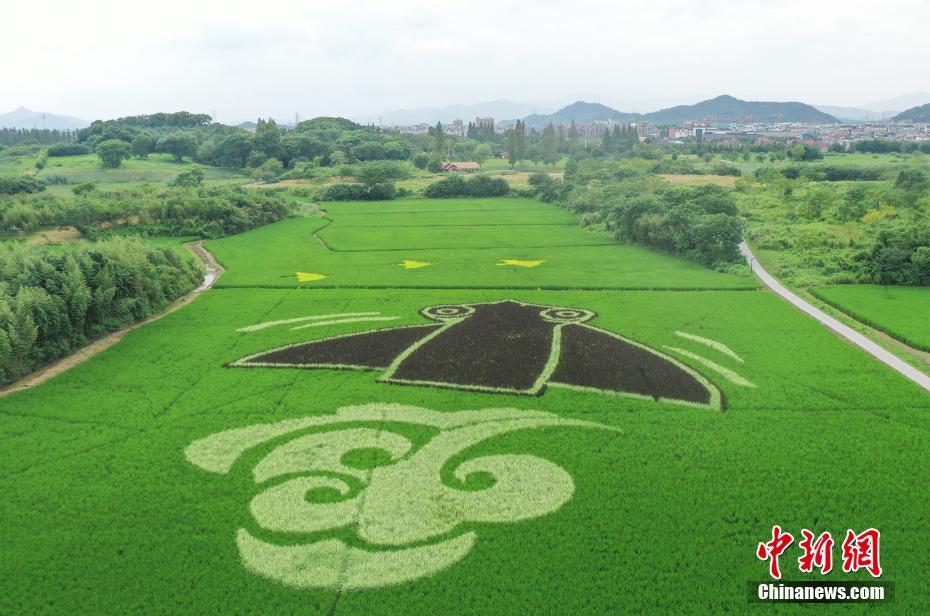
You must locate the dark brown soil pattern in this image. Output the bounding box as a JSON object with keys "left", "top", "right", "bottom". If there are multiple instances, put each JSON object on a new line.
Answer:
{"left": 389, "top": 301, "right": 556, "bottom": 392}
{"left": 551, "top": 324, "right": 711, "bottom": 404}
{"left": 242, "top": 325, "right": 441, "bottom": 369}
{"left": 232, "top": 300, "right": 719, "bottom": 407}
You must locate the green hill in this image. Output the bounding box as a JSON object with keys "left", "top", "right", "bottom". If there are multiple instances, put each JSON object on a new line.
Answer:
{"left": 642, "top": 95, "right": 837, "bottom": 125}
{"left": 892, "top": 103, "right": 930, "bottom": 122}
{"left": 522, "top": 95, "right": 837, "bottom": 128}
{"left": 523, "top": 101, "right": 638, "bottom": 129}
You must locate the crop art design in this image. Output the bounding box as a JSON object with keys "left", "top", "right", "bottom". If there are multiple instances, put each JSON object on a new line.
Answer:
{"left": 232, "top": 300, "right": 725, "bottom": 409}
{"left": 185, "top": 404, "right": 619, "bottom": 590}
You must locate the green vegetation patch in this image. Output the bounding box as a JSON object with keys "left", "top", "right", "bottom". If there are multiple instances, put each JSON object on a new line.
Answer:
{"left": 3, "top": 284, "right": 929, "bottom": 612}
{"left": 209, "top": 198, "right": 757, "bottom": 290}
{"left": 4, "top": 188, "right": 930, "bottom": 613}
{"left": 811, "top": 284, "right": 930, "bottom": 351}
{"left": 38, "top": 153, "right": 246, "bottom": 186}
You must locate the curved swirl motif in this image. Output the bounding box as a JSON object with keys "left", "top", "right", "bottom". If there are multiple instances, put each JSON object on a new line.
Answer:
{"left": 185, "top": 404, "right": 619, "bottom": 590}
{"left": 539, "top": 306, "right": 597, "bottom": 324}
{"left": 420, "top": 304, "right": 475, "bottom": 321}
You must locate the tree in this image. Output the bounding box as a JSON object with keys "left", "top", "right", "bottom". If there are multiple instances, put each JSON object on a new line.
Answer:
{"left": 169, "top": 166, "right": 205, "bottom": 188}
{"left": 156, "top": 133, "right": 197, "bottom": 162}
{"left": 252, "top": 158, "right": 284, "bottom": 182}
{"left": 412, "top": 152, "right": 429, "bottom": 170}
{"left": 835, "top": 184, "right": 870, "bottom": 222}
{"left": 131, "top": 132, "right": 155, "bottom": 159}
{"left": 216, "top": 133, "right": 254, "bottom": 168}
{"left": 568, "top": 120, "right": 578, "bottom": 151}
{"left": 602, "top": 127, "right": 614, "bottom": 152}
{"left": 382, "top": 141, "right": 410, "bottom": 160}
{"left": 507, "top": 120, "right": 526, "bottom": 168}
{"left": 912, "top": 246, "right": 930, "bottom": 285}
{"left": 95, "top": 139, "right": 132, "bottom": 168}
{"left": 473, "top": 144, "right": 493, "bottom": 165}
{"left": 541, "top": 123, "right": 559, "bottom": 165}
{"left": 798, "top": 188, "right": 834, "bottom": 220}
{"left": 253, "top": 119, "right": 283, "bottom": 160}
{"left": 246, "top": 150, "right": 269, "bottom": 168}
{"left": 788, "top": 142, "right": 824, "bottom": 161}
{"left": 433, "top": 122, "right": 446, "bottom": 155}
{"left": 895, "top": 168, "right": 927, "bottom": 192}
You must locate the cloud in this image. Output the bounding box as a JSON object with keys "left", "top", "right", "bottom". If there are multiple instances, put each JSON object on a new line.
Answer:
{"left": 2, "top": 0, "right": 930, "bottom": 121}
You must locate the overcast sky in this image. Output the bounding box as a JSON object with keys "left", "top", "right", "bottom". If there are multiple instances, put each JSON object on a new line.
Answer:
{"left": 4, "top": 0, "right": 930, "bottom": 123}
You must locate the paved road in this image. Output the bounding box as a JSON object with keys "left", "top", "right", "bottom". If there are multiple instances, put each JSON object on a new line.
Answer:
{"left": 740, "top": 241, "right": 930, "bottom": 394}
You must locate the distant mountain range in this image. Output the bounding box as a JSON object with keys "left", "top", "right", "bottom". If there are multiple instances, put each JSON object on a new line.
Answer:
{"left": 0, "top": 107, "right": 89, "bottom": 130}
{"left": 892, "top": 103, "right": 930, "bottom": 123}
{"left": 520, "top": 95, "right": 837, "bottom": 128}
{"left": 358, "top": 100, "right": 550, "bottom": 126}
{"left": 813, "top": 93, "right": 930, "bottom": 122}
{"left": 812, "top": 105, "right": 897, "bottom": 122}
{"left": 522, "top": 102, "right": 636, "bottom": 128}
{"left": 644, "top": 95, "right": 836, "bottom": 125}
{"left": 864, "top": 92, "right": 930, "bottom": 114}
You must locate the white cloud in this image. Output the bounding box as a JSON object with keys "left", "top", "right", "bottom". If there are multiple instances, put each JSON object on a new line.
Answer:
{"left": 2, "top": 0, "right": 929, "bottom": 122}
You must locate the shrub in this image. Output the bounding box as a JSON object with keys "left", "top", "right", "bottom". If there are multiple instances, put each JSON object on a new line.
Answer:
{"left": 47, "top": 144, "right": 93, "bottom": 157}
{"left": 95, "top": 139, "right": 132, "bottom": 168}
{"left": 711, "top": 164, "right": 741, "bottom": 177}
{"left": 424, "top": 175, "right": 467, "bottom": 197}
{"left": 169, "top": 166, "right": 205, "bottom": 188}
{"left": 423, "top": 174, "right": 509, "bottom": 198}
{"left": 465, "top": 174, "right": 509, "bottom": 197}
{"left": 43, "top": 174, "right": 70, "bottom": 185}
{"left": 0, "top": 176, "right": 46, "bottom": 195}
{"left": 412, "top": 152, "right": 429, "bottom": 170}
{"left": 319, "top": 182, "right": 397, "bottom": 201}
{"left": 527, "top": 173, "right": 563, "bottom": 202}
{"left": 815, "top": 166, "right": 883, "bottom": 181}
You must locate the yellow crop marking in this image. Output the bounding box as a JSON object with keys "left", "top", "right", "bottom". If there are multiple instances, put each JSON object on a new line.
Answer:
{"left": 401, "top": 260, "right": 432, "bottom": 269}
{"left": 497, "top": 259, "right": 544, "bottom": 268}
{"left": 295, "top": 272, "right": 328, "bottom": 283}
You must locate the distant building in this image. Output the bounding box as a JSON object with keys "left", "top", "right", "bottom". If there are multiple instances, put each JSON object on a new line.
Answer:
{"left": 451, "top": 119, "right": 465, "bottom": 136}
{"left": 439, "top": 161, "right": 480, "bottom": 173}
{"left": 475, "top": 117, "right": 495, "bottom": 133}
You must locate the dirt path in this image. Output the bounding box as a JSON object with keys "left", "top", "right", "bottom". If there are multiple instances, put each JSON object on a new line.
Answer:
{"left": 0, "top": 240, "right": 224, "bottom": 398}
{"left": 740, "top": 241, "right": 930, "bottom": 394}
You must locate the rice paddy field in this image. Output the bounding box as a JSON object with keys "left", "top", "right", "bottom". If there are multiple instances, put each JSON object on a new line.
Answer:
{"left": 3, "top": 197, "right": 929, "bottom": 613}
{"left": 811, "top": 284, "right": 930, "bottom": 351}
{"left": 211, "top": 198, "right": 756, "bottom": 290}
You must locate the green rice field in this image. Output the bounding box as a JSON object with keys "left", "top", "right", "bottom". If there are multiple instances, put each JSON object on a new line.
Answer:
{"left": 812, "top": 284, "right": 930, "bottom": 351}
{"left": 2, "top": 197, "right": 928, "bottom": 613}
{"left": 210, "top": 199, "right": 757, "bottom": 290}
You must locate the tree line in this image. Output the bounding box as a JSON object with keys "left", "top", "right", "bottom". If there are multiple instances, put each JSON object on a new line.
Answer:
{"left": 2, "top": 183, "right": 290, "bottom": 239}
{"left": 0, "top": 128, "right": 77, "bottom": 147}
{"left": 0, "top": 238, "right": 201, "bottom": 385}
{"left": 527, "top": 159, "right": 744, "bottom": 267}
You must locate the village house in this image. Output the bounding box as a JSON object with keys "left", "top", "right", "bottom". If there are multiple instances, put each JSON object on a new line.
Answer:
{"left": 439, "top": 161, "right": 480, "bottom": 173}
